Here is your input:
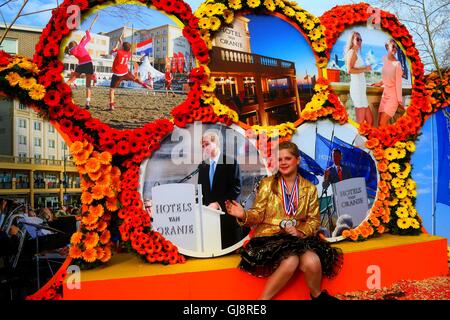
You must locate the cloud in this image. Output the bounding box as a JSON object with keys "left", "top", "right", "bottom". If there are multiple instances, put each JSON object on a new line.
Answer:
{"left": 417, "top": 188, "right": 431, "bottom": 194}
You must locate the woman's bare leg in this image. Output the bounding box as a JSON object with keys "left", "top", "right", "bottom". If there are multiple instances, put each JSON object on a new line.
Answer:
{"left": 299, "top": 251, "right": 322, "bottom": 298}
{"left": 355, "top": 108, "right": 366, "bottom": 124}
{"left": 259, "top": 255, "right": 299, "bottom": 300}
{"left": 365, "top": 106, "right": 374, "bottom": 126}
{"left": 378, "top": 112, "right": 391, "bottom": 127}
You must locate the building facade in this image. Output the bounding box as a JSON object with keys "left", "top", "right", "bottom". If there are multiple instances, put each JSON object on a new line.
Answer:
{"left": 0, "top": 25, "right": 81, "bottom": 209}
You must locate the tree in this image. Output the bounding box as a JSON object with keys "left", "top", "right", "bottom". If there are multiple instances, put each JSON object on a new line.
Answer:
{"left": 372, "top": 0, "right": 449, "bottom": 79}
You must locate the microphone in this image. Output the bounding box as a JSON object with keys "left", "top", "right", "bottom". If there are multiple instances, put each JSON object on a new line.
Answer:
{"left": 177, "top": 161, "right": 205, "bottom": 184}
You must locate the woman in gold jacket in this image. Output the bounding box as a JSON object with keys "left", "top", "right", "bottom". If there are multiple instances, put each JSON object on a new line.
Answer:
{"left": 226, "top": 141, "right": 343, "bottom": 300}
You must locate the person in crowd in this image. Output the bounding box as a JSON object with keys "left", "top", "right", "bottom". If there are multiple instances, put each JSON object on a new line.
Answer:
{"left": 322, "top": 149, "right": 352, "bottom": 191}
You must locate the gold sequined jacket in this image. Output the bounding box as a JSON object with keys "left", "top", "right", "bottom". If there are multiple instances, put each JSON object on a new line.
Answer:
{"left": 238, "top": 175, "right": 320, "bottom": 238}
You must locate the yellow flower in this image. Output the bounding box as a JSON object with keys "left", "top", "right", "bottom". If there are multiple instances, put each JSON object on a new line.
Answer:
{"left": 309, "top": 27, "right": 323, "bottom": 41}
{"left": 296, "top": 11, "right": 307, "bottom": 23}
{"left": 5, "top": 72, "right": 21, "bottom": 86}
{"left": 409, "top": 207, "right": 418, "bottom": 218}
{"left": 202, "top": 78, "right": 216, "bottom": 92}
{"left": 264, "top": 0, "right": 276, "bottom": 11}
{"left": 228, "top": 0, "right": 242, "bottom": 10}
{"left": 19, "top": 77, "right": 37, "bottom": 90}
{"left": 28, "top": 84, "right": 46, "bottom": 100}
{"left": 391, "top": 177, "right": 405, "bottom": 188}
{"left": 247, "top": 0, "right": 261, "bottom": 8}
{"left": 397, "top": 218, "right": 411, "bottom": 229}
{"left": 408, "top": 189, "right": 417, "bottom": 198}
{"left": 410, "top": 218, "right": 420, "bottom": 229}
{"left": 395, "top": 206, "right": 409, "bottom": 218}
{"left": 400, "top": 197, "right": 412, "bottom": 207}
{"left": 316, "top": 57, "right": 328, "bottom": 69}
{"left": 395, "top": 187, "right": 408, "bottom": 199}
{"left": 223, "top": 9, "right": 234, "bottom": 24}
{"left": 396, "top": 170, "right": 409, "bottom": 179}
{"left": 394, "top": 141, "right": 406, "bottom": 149}
{"left": 214, "top": 3, "right": 227, "bottom": 15}
{"left": 18, "top": 60, "right": 35, "bottom": 71}
{"left": 388, "top": 198, "right": 399, "bottom": 207}
{"left": 405, "top": 179, "right": 416, "bottom": 191}
{"left": 396, "top": 148, "right": 406, "bottom": 159}
{"left": 199, "top": 17, "right": 211, "bottom": 29}
{"left": 204, "top": 4, "right": 216, "bottom": 17}
{"left": 209, "top": 16, "right": 221, "bottom": 31}
{"left": 384, "top": 147, "right": 398, "bottom": 160}
{"left": 275, "top": 0, "right": 285, "bottom": 9}
{"left": 283, "top": 6, "right": 295, "bottom": 17}
{"left": 312, "top": 39, "right": 326, "bottom": 52}
{"left": 403, "top": 163, "right": 412, "bottom": 175}
{"left": 388, "top": 162, "right": 400, "bottom": 173}
{"left": 303, "top": 19, "right": 315, "bottom": 30}
{"left": 406, "top": 141, "right": 416, "bottom": 152}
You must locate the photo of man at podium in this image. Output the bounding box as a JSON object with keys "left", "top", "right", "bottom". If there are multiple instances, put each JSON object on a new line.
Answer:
{"left": 198, "top": 131, "right": 245, "bottom": 249}
{"left": 322, "top": 149, "right": 352, "bottom": 191}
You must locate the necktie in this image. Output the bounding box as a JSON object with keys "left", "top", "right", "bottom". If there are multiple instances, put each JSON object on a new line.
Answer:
{"left": 209, "top": 160, "right": 215, "bottom": 189}
{"left": 338, "top": 166, "right": 343, "bottom": 181}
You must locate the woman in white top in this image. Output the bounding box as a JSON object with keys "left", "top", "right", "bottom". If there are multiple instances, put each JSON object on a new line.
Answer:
{"left": 344, "top": 32, "right": 373, "bottom": 126}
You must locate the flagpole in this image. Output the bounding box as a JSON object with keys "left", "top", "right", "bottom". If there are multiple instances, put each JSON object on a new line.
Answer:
{"left": 431, "top": 113, "right": 436, "bottom": 235}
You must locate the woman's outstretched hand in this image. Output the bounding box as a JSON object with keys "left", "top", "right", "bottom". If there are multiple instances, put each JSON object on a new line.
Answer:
{"left": 225, "top": 200, "right": 245, "bottom": 219}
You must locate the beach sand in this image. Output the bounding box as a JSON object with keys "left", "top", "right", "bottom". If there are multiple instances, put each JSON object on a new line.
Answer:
{"left": 71, "top": 86, "right": 187, "bottom": 129}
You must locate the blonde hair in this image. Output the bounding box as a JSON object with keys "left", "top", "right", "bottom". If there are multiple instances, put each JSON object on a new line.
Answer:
{"left": 385, "top": 39, "right": 398, "bottom": 51}
{"left": 344, "top": 32, "right": 362, "bottom": 68}
{"left": 271, "top": 141, "right": 301, "bottom": 195}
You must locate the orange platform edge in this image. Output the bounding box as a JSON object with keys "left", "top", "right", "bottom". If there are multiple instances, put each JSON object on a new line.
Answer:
{"left": 63, "top": 234, "right": 448, "bottom": 300}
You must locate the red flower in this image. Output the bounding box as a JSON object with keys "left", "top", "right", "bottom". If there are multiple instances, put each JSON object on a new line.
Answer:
{"left": 117, "top": 140, "right": 130, "bottom": 155}
{"left": 44, "top": 90, "right": 61, "bottom": 107}
{"left": 102, "top": 142, "right": 117, "bottom": 154}
{"left": 63, "top": 103, "right": 77, "bottom": 118}
{"left": 73, "top": 109, "right": 90, "bottom": 121}
{"left": 43, "top": 41, "right": 59, "bottom": 57}
{"left": 59, "top": 118, "right": 73, "bottom": 133}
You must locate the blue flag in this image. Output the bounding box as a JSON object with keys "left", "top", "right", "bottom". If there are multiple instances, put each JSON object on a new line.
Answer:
{"left": 315, "top": 134, "right": 377, "bottom": 197}
{"left": 436, "top": 107, "right": 450, "bottom": 206}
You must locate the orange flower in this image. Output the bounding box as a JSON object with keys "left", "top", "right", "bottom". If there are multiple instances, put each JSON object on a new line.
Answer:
{"left": 85, "top": 158, "right": 101, "bottom": 173}
{"left": 81, "top": 213, "right": 99, "bottom": 226}
{"left": 70, "top": 141, "right": 84, "bottom": 155}
{"left": 373, "top": 148, "right": 385, "bottom": 160}
{"left": 378, "top": 162, "right": 388, "bottom": 172}
{"left": 84, "top": 232, "right": 99, "bottom": 249}
{"left": 111, "top": 167, "right": 121, "bottom": 178}
{"left": 349, "top": 230, "right": 359, "bottom": 241}
{"left": 88, "top": 170, "right": 102, "bottom": 181}
{"left": 101, "top": 164, "right": 112, "bottom": 173}
{"left": 100, "top": 246, "right": 111, "bottom": 262}
{"left": 370, "top": 217, "right": 380, "bottom": 227}
{"left": 365, "top": 138, "right": 379, "bottom": 149}
{"left": 95, "top": 247, "right": 105, "bottom": 260}
{"left": 82, "top": 248, "right": 97, "bottom": 263}
{"left": 98, "top": 152, "right": 112, "bottom": 164}
{"left": 69, "top": 246, "right": 83, "bottom": 259}
{"left": 342, "top": 230, "right": 351, "bottom": 238}
{"left": 96, "top": 174, "right": 110, "bottom": 187}
{"left": 381, "top": 214, "right": 390, "bottom": 223}
{"left": 78, "top": 165, "right": 87, "bottom": 175}
{"left": 81, "top": 192, "right": 93, "bottom": 205}
{"left": 90, "top": 204, "right": 104, "bottom": 218}
{"left": 106, "top": 198, "right": 119, "bottom": 211}
{"left": 100, "top": 230, "right": 111, "bottom": 244}
{"left": 83, "top": 140, "right": 94, "bottom": 153}
{"left": 91, "top": 185, "right": 105, "bottom": 199}
{"left": 377, "top": 225, "right": 385, "bottom": 233}
{"left": 73, "top": 150, "right": 90, "bottom": 165}
{"left": 381, "top": 172, "right": 393, "bottom": 181}
{"left": 80, "top": 178, "right": 94, "bottom": 191}
{"left": 97, "top": 220, "right": 108, "bottom": 232}
{"left": 103, "top": 186, "right": 115, "bottom": 199}
{"left": 84, "top": 222, "right": 99, "bottom": 231}
{"left": 70, "top": 232, "right": 83, "bottom": 245}
{"left": 360, "top": 227, "right": 370, "bottom": 238}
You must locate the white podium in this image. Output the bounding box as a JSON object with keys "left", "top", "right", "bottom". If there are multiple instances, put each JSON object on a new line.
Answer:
{"left": 151, "top": 183, "right": 227, "bottom": 258}
{"left": 332, "top": 177, "right": 369, "bottom": 227}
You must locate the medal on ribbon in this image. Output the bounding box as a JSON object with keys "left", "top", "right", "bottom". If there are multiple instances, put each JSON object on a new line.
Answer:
{"left": 279, "top": 176, "right": 299, "bottom": 229}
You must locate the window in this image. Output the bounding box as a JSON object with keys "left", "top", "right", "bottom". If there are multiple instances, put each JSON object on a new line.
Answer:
{"left": 48, "top": 124, "right": 55, "bottom": 133}
{"left": 0, "top": 170, "right": 13, "bottom": 189}
{"left": 34, "top": 121, "right": 41, "bottom": 131}
{"left": 45, "top": 172, "right": 59, "bottom": 189}
{"left": 34, "top": 154, "right": 42, "bottom": 164}
{"left": 18, "top": 103, "right": 27, "bottom": 110}
{"left": 18, "top": 135, "right": 26, "bottom": 145}
{"left": 18, "top": 152, "right": 27, "bottom": 158}
{"left": 34, "top": 172, "right": 45, "bottom": 189}
{"left": 49, "top": 155, "right": 56, "bottom": 160}
{"left": 18, "top": 119, "right": 26, "bottom": 128}
{"left": 15, "top": 172, "right": 29, "bottom": 189}
{"left": 48, "top": 139, "right": 55, "bottom": 148}
{"left": 62, "top": 142, "right": 67, "bottom": 150}
{"left": 1, "top": 38, "right": 18, "bottom": 54}
{"left": 34, "top": 137, "right": 41, "bottom": 147}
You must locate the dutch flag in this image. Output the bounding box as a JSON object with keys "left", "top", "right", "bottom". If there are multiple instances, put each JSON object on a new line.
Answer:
{"left": 136, "top": 38, "right": 153, "bottom": 56}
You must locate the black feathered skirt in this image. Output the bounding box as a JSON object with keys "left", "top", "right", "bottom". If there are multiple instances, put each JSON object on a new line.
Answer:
{"left": 239, "top": 233, "right": 343, "bottom": 278}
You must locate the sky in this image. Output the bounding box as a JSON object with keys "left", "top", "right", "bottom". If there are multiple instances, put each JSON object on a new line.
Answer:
{"left": 247, "top": 14, "right": 317, "bottom": 81}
